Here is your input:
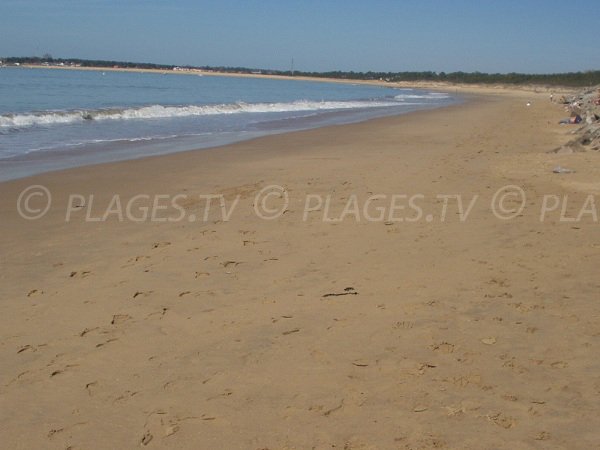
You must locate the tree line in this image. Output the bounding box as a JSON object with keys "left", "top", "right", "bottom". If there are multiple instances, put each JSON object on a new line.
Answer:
{"left": 3, "top": 56, "right": 599, "bottom": 87}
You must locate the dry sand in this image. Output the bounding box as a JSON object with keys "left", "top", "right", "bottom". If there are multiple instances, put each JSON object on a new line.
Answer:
{"left": 1, "top": 91, "right": 600, "bottom": 449}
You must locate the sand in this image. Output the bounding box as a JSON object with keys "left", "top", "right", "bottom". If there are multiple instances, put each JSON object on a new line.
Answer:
{"left": 1, "top": 91, "right": 600, "bottom": 449}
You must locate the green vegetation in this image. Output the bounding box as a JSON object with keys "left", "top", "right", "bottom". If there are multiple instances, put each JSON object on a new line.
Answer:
{"left": 1, "top": 56, "right": 176, "bottom": 71}
{"left": 3, "top": 56, "right": 599, "bottom": 87}
{"left": 295, "top": 70, "right": 600, "bottom": 87}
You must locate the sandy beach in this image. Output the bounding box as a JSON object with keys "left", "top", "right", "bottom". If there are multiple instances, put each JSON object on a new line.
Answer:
{"left": 1, "top": 90, "right": 599, "bottom": 449}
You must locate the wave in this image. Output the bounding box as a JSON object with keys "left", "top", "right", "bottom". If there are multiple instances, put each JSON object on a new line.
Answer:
{"left": 0, "top": 98, "right": 419, "bottom": 129}
{"left": 394, "top": 92, "right": 450, "bottom": 100}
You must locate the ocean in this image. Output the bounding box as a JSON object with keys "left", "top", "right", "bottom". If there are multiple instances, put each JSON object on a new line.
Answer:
{"left": 0, "top": 67, "right": 456, "bottom": 181}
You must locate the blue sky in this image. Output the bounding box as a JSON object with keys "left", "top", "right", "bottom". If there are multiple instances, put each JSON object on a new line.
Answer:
{"left": 1, "top": 0, "right": 598, "bottom": 73}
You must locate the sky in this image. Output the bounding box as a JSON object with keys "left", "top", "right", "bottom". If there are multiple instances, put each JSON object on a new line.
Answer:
{"left": 1, "top": 0, "right": 598, "bottom": 74}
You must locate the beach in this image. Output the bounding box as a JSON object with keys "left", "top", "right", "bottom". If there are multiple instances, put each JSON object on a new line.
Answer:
{"left": 1, "top": 89, "right": 599, "bottom": 449}
{"left": 0, "top": 67, "right": 458, "bottom": 181}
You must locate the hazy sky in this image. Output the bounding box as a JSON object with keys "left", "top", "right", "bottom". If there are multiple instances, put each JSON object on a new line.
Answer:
{"left": 1, "top": 0, "right": 598, "bottom": 73}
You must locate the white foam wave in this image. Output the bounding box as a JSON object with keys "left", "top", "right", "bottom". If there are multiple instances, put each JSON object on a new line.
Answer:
{"left": 394, "top": 92, "right": 450, "bottom": 100}
{"left": 0, "top": 112, "right": 85, "bottom": 128}
{"left": 0, "top": 98, "right": 419, "bottom": 129}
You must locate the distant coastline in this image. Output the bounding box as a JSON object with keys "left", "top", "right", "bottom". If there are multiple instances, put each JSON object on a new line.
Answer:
{"left": 1, "top": 56, "right": 595, "bottom": 91}
{"left": 4, "top": 63, "right": 576, "bottom": 97}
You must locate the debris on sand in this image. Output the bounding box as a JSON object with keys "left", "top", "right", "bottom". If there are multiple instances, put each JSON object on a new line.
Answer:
{"left": 322, "top": 287, "right": 358, "bottom": 298}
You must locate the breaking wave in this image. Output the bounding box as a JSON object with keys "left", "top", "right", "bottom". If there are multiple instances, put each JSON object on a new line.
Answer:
{"left": 394, "top": 92, "right": 450, "bottom": 100}
{"left": 0, "top": 98, "right": 423, "bottom": 129}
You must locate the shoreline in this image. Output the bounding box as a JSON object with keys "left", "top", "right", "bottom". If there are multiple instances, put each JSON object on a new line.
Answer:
{"left": 2, "top": 92, "right": 600, "bottom": 448}
{"left": 1, "top": 66, "right": 575, "bottom": 184}
{"left": 0, "top": 74, "right": 463, "bottom": 183}
{"left": 0, "top": 100, "right": 464, "bottom": 184}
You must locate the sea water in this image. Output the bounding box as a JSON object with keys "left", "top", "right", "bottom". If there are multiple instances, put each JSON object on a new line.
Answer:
{"left": 0, "top": 67, "right": 456, "bottom": 181}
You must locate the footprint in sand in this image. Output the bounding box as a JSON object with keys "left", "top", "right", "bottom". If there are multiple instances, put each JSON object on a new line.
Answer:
{"left": 308, "top": 399, "right": 344, "bottom": 417}
{"left": 550, "top": 361, "right": 568, "bottom": 368}
{"left": 535, "top": 431, "right": 551, "bottom": 441}
{"left": 417, "top": 363, "right": 437, "bottom": 375}
{"left": 430, "top": 342, "right": 455, "bottom": 354}
{"left": 17, "top": 344, "right": 36, "bottom": 354}
{"left": 112, "top": 390, "right": 139, "bottom": 404}
{"left": 129, "top": 255, "right": 150, "bottom": 263}
{"left": 486, "top": 412, "right": 517, "bottom": 429}
{"left": 47, "top": 422, "right": 87, "bottom": 440}
{"left": 165, "top": 424, "right": 179, "bottom": 437}
{"left": 69, "top": 270, "right": 91, "bottom": 279}
{"left": 96, "top": 338, "right": 119, "bottom": 348}
{"left": 221, "top": 260, "right": 243, "bottom": 268}
{"left": 282, "top": 328, "right": 300, "bottom": 336}
{"left": 50, "top": 364, "right": 79, "bottom": 378}
{"left": 79, "top": 327, "right": 100, "bottom": 337}
{"left": 487, "top": 277, "right": 510, "bottom": 287}
{"left": 140, "top": 431, "right": 153, "bottom": 446}
{"left": 85, "top": 381, "right": 98, "bottom": 396}
{"left": 142, "top": 411, "right": 203, "bottom": 444}
{"left": 146, "top": 308, "right": 168, "bottom": 319}
{"left": 352, "top": 360, "right": 369, "bottom": 367}
{"left": 111, "top": 314, "right": 131, "bottom": 325}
